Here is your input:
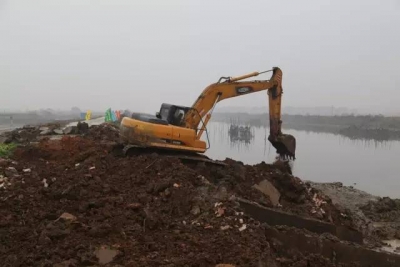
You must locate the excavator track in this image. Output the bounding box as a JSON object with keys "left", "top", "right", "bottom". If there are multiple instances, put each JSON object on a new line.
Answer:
{"left": 122, "top": 145, "right": 227, "bottom": 166}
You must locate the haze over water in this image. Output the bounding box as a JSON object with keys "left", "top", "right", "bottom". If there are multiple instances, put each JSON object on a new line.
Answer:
{"left": 205, "top": 122, "right": 400, "bottom": 198}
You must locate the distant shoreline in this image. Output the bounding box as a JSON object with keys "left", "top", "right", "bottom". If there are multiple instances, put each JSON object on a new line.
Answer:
{"left": 0, "top": 113, "right": 103, "bottom": 134}
{"left": 0, "top": 112, "right": 103, "bottom": 126}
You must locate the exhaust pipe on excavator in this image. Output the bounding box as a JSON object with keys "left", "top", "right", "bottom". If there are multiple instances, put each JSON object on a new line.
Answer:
{"left": 268, "top": 133, "right": 296, "bottom": 160}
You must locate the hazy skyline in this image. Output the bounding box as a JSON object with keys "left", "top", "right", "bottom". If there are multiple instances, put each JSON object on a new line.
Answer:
{"left": 1, "top": 0, "right": 399, "bottom": 115}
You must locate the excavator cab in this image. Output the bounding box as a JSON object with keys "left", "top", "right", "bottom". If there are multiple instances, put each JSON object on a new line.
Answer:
{"left": 156, "top": 103, "right": 191, "bottom": 127}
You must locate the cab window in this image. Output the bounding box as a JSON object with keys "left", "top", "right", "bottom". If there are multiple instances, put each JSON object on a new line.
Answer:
{"left": 160, "top": 108, "right": 169, "bottom": 121}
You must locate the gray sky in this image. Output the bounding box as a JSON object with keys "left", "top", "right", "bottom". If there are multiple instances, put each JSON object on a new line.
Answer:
{"left": 1, "top": 0, "right": 399, "bottom": 114}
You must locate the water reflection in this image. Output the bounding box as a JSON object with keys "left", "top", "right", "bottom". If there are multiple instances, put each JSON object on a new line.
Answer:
{"left": 212, "top": 122, "right": 394, "bottom": 152}
{"left": 337, "top": 136, "right": 393, "bottom": 150}
{"left": 205, "top": 122, "right": 400, "bottom": 198}
{"left": 228, "top": 124, "right": 254, "bottom": 145}
{"left": 213, "top": 114, "right": 400, "bottom": 142}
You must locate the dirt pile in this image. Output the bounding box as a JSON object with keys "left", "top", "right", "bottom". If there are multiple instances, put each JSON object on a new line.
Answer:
{"left": 86, "top": 123, "right": 120, "bottom": 142}
{"left": 1, "top": 138, "right": 274, "bottom": 266}
{"left": 194, "top": 159, "right": 355, "bottom": 229}
{"left": 0, "top": 124, "right": 380, "bottom": 266}
{"left": 0, "top": 122, "right": 90, "bottom": 144}
{"left": 0, "top": 125, "right": 42, "bottom": 144}
{"left": 361, "top": 198, "right": 400, "bottom": 222}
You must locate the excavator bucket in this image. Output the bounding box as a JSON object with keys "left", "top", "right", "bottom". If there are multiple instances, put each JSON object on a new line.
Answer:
{"left": 269, "top": 134, "right": 296, "bottom": 160}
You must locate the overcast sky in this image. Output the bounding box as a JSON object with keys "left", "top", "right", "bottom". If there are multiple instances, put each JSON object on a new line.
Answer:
{"left": 1, "top": 0, "right": 399, "bottom": 114}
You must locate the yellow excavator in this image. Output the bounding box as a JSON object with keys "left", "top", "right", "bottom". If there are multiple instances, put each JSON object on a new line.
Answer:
{"left": 119, "top": 67, "right": 296, "bottom": 163}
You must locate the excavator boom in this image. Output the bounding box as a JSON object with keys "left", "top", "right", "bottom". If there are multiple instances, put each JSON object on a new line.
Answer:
{"left": 183, "top": 67, "right": 296, "bottom": 158}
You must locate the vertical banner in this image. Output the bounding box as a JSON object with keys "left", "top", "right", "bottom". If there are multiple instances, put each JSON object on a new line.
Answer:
{"left": 85, "top": 110, "right": 92, "bottom": 121}
{"left": 111, "top": 110, "right": 117, "bottom": 122}
{"left": 115, "top": 110, "right": 121, "bottom": 121}
{"left": 104, "top": 108, "right": 122, "bottom": 122}
{"left": 105, "top": 108, "right": 112, "bottom": 122}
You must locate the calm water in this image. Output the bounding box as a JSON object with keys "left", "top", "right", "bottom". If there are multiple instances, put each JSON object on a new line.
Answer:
{"left": 204, "top": 122, "right": 400, "bottom": 198}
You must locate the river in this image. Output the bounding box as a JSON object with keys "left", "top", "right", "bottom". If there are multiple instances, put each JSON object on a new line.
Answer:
{"left": 204, "top": 122, "right": 400, "bottom": 198}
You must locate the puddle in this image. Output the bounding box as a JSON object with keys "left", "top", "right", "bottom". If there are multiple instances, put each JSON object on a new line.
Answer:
{"left": 380, "top": 239, "right": 400, "bottom": 254}
{"left": 95, "top": 246, "right": 119, "bottom": 265}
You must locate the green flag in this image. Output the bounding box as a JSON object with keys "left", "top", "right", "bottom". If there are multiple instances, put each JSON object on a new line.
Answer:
{"left": 105, "top": 108, "right": 112, "bottom": 122}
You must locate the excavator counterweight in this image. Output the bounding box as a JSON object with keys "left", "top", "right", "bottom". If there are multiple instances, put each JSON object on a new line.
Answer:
{"left": 119, "top": 67, "right": 296, "bottom": 162}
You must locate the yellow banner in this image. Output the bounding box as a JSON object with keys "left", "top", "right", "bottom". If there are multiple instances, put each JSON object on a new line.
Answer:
{"left": 85, "top": 110, "right": 92, "bottom": 121}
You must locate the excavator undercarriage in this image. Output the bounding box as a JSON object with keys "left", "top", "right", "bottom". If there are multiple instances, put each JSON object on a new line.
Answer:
{"left": 121, "top": 144, "right": 227, "bottom": 166}
{"left": 119, "top": 115, "right": 226, "bottom": 165}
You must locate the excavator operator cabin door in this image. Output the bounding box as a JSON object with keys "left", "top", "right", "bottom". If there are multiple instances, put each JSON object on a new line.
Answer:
{"left": 170, "top": 106, "right": 188, "bottom": 146}
{"left": 156, "top": 104, "right": 173, "bottom": 142}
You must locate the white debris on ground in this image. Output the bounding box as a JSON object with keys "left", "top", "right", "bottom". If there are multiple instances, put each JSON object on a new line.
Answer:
{"left": 310, "top": 192, "right": 328, "bottom": 215}
{"left": 181, "top": 198, "right": 250, "bottom": 234}
{"left": 239, "top": 224, "right": 247, "bottom": 232}
{"left": 0, "top": 161, "right": 31, "bottom": 190}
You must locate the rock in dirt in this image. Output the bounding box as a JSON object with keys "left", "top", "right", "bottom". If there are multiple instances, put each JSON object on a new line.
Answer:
{"left": 57, "top": 212, "right": 77, "bottom": 222}
{"left": 40, "top": 127, "right": 54, "bottom": 135}
{"left": 63, "top": 126, "right": 78, "bottom": 135}
{"left": 214, "top": 186, "right": 229, "bottom": 201}
{"left": 253, "top": 179, "right": 281, "bottom": 206}
{"left": 54, "top": 129, "right": 64, "bottom": 135}
{"left": 95, "top": 246, "right": 120, "bottom": 265}
{"left": 191, "top": 205, "right": 201, "bottom": 215}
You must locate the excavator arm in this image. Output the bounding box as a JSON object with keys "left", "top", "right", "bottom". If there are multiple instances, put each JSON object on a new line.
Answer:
{"left": 183, "top": 67, "right": 296, "bottom": 159}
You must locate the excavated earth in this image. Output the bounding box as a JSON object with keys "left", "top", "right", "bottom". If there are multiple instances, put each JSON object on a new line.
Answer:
{"left": 0, "top": 123, "right": 399, "bottom": 266}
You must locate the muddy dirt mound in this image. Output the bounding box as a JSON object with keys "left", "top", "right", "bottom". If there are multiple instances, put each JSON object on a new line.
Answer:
{"left": 0, "top": 126, "right": 41, "bottom": 144}
{"left": 193, "top": 158, "right": 355, "bottom": 230}
{"left": 361, "top": 197, "right": 400, "bottom": 222}
{"left": 86, "top": 123, "right": 120, "bottom": 142}
{"left": 1, "top": 138, "right": 274, "bottom": 266}
{"left": 0, "top": 135, "right": 367, "bottom": 266}
{"left": 0, "top": 122, "right": 91, "bottom": 145}
{"left": 360, "top": 197, "right": 400, "bottom": 240}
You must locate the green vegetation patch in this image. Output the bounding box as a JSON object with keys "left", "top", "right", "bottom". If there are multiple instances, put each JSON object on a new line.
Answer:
{"left": 0, "top": 143, "right": 17, "bottom": 158}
